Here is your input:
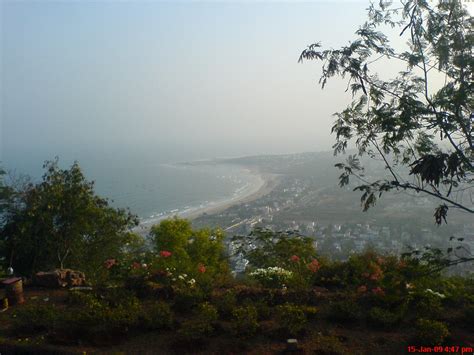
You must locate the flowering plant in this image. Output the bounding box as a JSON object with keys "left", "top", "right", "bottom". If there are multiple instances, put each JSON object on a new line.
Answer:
{"left": 159, "top": 250, "right": 172, "bottom": 258}
{"left": 249, "top": 266, "right": 293, "bottom": 288}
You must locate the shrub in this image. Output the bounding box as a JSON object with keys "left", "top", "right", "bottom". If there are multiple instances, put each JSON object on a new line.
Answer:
{"left": 67, "top": 290, "right": 98, "bottom": 306}
{"left": 196, "top": 302, "right": 218, "bottom": 323}
{"left": 415, "top": 319, "right": 449, "bottom": 345}
{"left": 253, "top": 299, "right": 272, "bottom": 321}
{"left": 367, "top": 307, "right": 399, "bottom": 329}
{"left": 59, "top": 289, "right": 141, "bottom": 344}
{"left": 301, "top": 306, "right": 319, "bottom": 320}
{"left": 464, "top": 304, "right": 474, "bottom": 330}
{"left": 249, "top": 267, "right": 293, "bottom": 288}
{"left": 177, "top": 303, "right": 218, "bottom": 342}
{"left": 173, "top": 288, "right": 205, "bottom": 313}
{"left": 140, "top": 302, "right": 174, "bottom": 330}
{"left": 97, "top": 288, "right": 139, "bottom": 308}
{"left": 178, "top": 319, "right": 211, "bottom": 343}
{"left": 12, "top": 304, "right": 61, "bottom": 333}
{"left": 212, "top": 289, "right": 237, "bottom": 319}
{"left": 231, "top": 305, "right": 259, "bottom": 338}
{"left": 275, "top": 303, "right": 307, "bottom": 336}
{"left": 328, "top": 299, "right": 362, "bottom": 322}
{"left": 408, "top": 291, "right": 443, "bottom": 319}
{"left": 303, "top": 333, "right": 346, "bottom": 354}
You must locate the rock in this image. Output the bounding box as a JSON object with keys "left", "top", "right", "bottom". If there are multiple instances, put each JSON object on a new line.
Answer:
{"left": 34, "top": 269, "right": 86, "bottom": 288}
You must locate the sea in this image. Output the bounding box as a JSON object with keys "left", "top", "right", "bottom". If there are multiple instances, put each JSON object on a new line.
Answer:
{"left": 1, "top": 148, "right": 260, "bottom": 225}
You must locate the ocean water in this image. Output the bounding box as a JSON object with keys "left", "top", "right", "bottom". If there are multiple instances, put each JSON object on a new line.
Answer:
{"left": 89, "top": 161, "right": 258, "bottom": 222}
{"left": 1, "top": 149, "right": 257, "bottom": 223}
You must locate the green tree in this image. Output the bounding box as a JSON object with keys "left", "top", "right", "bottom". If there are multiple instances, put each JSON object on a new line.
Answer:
{"left": 299, "top": 0, "right": 473, "bottom": 225}
{"left": 150, "top": 218, "right": 230, "bottom": 282}
{"left": 0, "top": 165, "right": 13, "bottom": 217}
{"left": 233, "top": 228, "right": 317, "bottom": 269}
{"left": 0, "top": 159, "right": 139, "bottom": 276}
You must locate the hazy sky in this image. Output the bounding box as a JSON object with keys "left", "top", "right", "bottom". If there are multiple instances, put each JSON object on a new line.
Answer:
{"left": 2, "top": 1, "right": 383, "bottom": 166}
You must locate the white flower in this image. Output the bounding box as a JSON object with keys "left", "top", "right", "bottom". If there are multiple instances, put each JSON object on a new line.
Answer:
{"left": 178, "top": 275, "right": 185, "bottom": 280}
{"left": 425, "top": 289, "right": 446, "bottom": 298}
{"left": 249, "top": 266, "right": 293, "bottom": 278}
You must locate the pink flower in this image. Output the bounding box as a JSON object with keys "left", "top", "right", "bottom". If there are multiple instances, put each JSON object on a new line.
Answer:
{"left": 307, "top": 259, "right": 320, "bottom": 273}
{"left": 362, "top": 272, "right": 370, "bottom": 278}
{"left": 132, "top": 262, "right": 141, "bottom": 270}
{"left": 198, "top": 263, "right": 206, "bottom": 273}
{"left": 369, "top": 265, "right": 383, "bottom": 281}
{"left": 357, "top": 285, "right": 367, "bottom": 293}
{"left": 372, "top": 287, "right": 385, "bottom": 296}
{"left": 160, "top": 250, "right": 172, "bottom": 258}
{"left": 369, "top": 273, "right": 381, "bottom": 281}
{"left": 290, "top": 255, "right": 300, "bottom": 262}
{"left": 104, "top": 258, "right": 117, "bottom": 269}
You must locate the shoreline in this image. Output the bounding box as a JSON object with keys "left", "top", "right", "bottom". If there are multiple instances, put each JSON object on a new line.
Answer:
{"left": 132, "top": 165, "right": 280, "bottom": 236}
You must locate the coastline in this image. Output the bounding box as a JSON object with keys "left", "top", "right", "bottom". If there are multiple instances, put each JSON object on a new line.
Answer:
{"left": 132, "top": 166, "right": 280, "bottom": 236}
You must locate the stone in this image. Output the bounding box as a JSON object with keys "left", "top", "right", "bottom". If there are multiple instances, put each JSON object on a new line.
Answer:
{"left": 34, "top": 269, "right": 86, "bottom": 288}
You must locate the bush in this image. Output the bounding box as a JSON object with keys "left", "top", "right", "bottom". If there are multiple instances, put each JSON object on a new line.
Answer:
{"left": 415, "top": 319, "right": 449, "bottom": 345}
{"left": 178, "top": 319, "right": 211, "bottom": 343}
{"left": 303, "top": 333, "right": 346, "bottom": 354}
{"left": 464, "top": 304, "right": 474, "bottom": 330}
{"left": 177, "top": 302, "right": 218, "bottom": 342}
{"left": 58, "top": 289, "right": 141, "bottom": 344}
{"left": 301, "top": 306, "right": 319, "bottom": 320}
{"left": 173, "top": 288, "right": 205, "bottom": 313}
{"left": 212, "top": 289, "right": 237, "bottom": 319}
{"left": 367, "top": 307, "right": 399, "bottom": 329}
{"left": 12, "top": 304, "right": 61, "bottom": 333}
{"left": 328, "top": 299, "right": 362, "bottom": 322}
{"left": 140, "top": 302, "right": 174, "bottom": 330}
{"left": 231, "top": 305, "right": 259, "bottom": 338}
{"left": 252, "top": 299, "right": 272, "bottom": 321}
{"left": 408, "top": 291, "right": 443, "bottom": 319}
{"left": 275, "top": 303, "right": 307, "bottom": 336}
{"left": 248, "top": 267, "right": 293, "bottom": 288}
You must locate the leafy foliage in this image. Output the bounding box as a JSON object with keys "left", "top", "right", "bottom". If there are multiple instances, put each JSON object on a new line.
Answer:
{"left": 415, "top": 319, "right": 450, "bottom": 345}
{"left": 149, "top": 218, "right": 231, "bottom": 290}
{"left": 231, "top": 305, "right": 259, "bottom": 338}
{"left": 233, "top": 227, "right": 317, "bottom": 269}
{"left": 300, "top": 0, "right": 473, "bottom": 225}
{"left": 275, "top": 303, "right": 307, "bottom": 336}
{"left": 0, "top": 159, "right": 138, "bottom": 277}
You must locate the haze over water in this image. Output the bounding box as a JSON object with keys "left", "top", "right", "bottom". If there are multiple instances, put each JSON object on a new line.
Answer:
{"left": 1, "top": 1, "right": 381, "bottom": 220}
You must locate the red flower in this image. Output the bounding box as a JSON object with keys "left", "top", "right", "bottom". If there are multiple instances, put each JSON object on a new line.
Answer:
{"left": 198, "top": 263, "right": 206, "bottom": 273}
{"left": 160, "top": 250, "right": 172, "bottom": 258}
{"left": 132, "top": 261, "right": 141, "bottom": 270}
{"left": 369, "top": 265, "right": 383, "bottom": 281}
{"left": 357, "top": 285, "right": 367, "bottom": 293}
{"left": 290, "top": 255, "right": 300, "bottom": 262}
{"left": 307, "top": 259, "right": 320, "bottom": 273}
{"left": 104, "top": 258, "right": 117, "bottom": 269}
{"left": 372, "top": 287, "right": 385, "bottom": 296}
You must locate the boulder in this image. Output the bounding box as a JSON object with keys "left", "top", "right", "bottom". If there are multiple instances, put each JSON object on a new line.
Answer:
{"left": 34, "top": 269, "right": 86, "bottom": 288}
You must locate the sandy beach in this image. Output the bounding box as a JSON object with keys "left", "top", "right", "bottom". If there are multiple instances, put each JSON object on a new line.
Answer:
{"left": 133, "top": 167, "right": 280, "bottom": 236}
